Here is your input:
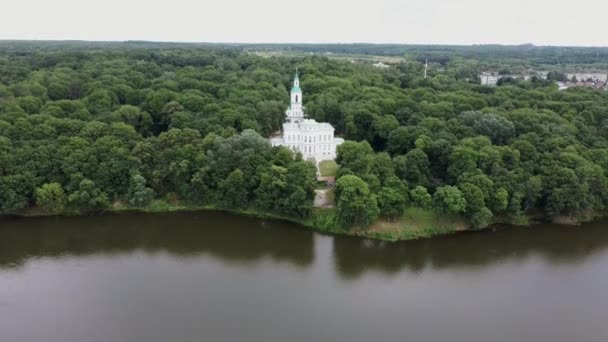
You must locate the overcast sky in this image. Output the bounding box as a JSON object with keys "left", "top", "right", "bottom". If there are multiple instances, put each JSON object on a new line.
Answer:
{"left": 2, "top": 0, "right": 607, "bottom": 46}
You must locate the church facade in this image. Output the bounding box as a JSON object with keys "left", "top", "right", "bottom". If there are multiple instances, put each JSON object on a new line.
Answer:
{"left": 270, "top": 72, "right": 344, "bottom": 162}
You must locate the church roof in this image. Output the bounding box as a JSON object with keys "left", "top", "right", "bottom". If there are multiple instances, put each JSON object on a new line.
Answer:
{"left": 291, "top": 85, "right": 301, "bottom": 93}
{"left": 283, "top": 119, "right": 335, "bottom": 131}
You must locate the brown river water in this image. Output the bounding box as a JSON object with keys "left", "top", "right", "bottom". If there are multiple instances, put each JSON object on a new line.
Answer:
{"left": 1, "top": 211, "right": 607, "bottom": 342}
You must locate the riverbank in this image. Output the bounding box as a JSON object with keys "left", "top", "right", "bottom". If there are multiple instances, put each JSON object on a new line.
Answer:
{"left": 122, "top": 203, "right": 461, "bottom": 242}
{"left": 9, "top": 202, "right": 602, "bottom": 242}
{"left": 9, "top": 200, "right": 470, "bottom": 242}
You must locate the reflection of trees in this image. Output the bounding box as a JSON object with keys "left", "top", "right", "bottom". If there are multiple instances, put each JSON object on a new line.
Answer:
{"left": 3, "top": 212, "right": 607, "bottom": 281}
{"left": 0, "top": 211, "right": 314, "bottom": 269}
{"left": 333, "top": 222, "right": 608, "bottom": 280}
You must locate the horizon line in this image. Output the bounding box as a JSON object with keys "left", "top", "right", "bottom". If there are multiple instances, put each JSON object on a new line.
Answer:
{"left": 0, "top": 39, "right": 607, "bottom": 49}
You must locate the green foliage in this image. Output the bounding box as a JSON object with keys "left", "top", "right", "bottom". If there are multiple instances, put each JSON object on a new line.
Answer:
{"left": 218, "top": 169, "right": 248, "bottom": 209}
{"left": 68, "top": 179, "right": 110, "bottom": 213}
{"left": 377, "top": 187, "right": 406, "bottom": 220}
{"left": 433, "top": 186, "right": 467, "bottom": 214}
{"left": 0, "top": 174, "right": 34, "bottom": 214}
{"left": 127, "top": 174, "right": 155, "bottom": 208}
{"left": 394, "top": 148, "right": 430, "bottom": 186}
{"left": 471, "top": 207, "right": 494, "bottom": 229}
{"left": 308, "top": 209, "right": 342, "bottom": 234}
{"left": 491, "top": 188, "right": 509, "bottom": 213}
{"left": 336, "top": 141, "right": 374, "bottom": 177}
{"left": 254, "top": 159, "right": 316, "bottom": 218}
{"left": 410, "top": 186, "right": 432, "bottom": 208}
{"left": 35, "top": 183, "right": 66, "bottom": 214}
{"left": 458, "top": 182, "right": 485, "bottom": 214}
{"left": 335, "top": 175, "right": 379, "bottom": 228}
{"left": 2, "top": 41, "right": 608, "bottom": 231}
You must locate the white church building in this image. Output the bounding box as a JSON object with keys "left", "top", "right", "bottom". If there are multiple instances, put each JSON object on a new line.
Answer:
{"left": 271, "top": 71, "right": 344, "bottom": 162}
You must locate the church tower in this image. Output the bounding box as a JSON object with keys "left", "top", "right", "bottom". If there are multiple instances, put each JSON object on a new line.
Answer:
{"left": 286, "top": 70, "right": 304, "bottom": 123}
{"left": 270, "top": 70, "right": 344, "bottom": 163}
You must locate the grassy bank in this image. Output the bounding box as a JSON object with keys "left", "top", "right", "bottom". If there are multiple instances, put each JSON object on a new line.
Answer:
{"left": 368, "top": 208, "right": 469, "bottom": 241}
{"left": 12, "top": 200, "right": 470, "bottom": 242}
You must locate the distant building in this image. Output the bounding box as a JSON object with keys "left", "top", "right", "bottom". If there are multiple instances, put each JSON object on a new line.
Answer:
{"left": 479, "top": 72, "right": 501, "bottom": 86}
{"left": 270, "top": 72, "right": 344, "bottom": 163}
{"left": 566, "top": 73, "right": 608, "bottom": 83}
{"left": 557, "top": 82, "right": 570, "bottom": 91}
{"left": 372, "top": 61, "right": 390, "bottom": 69}
{"left": 556, "top": 80, "right": 608, "bottom": 91}
{"left": 480, "top": 71, "right": 549, "bottom": 86}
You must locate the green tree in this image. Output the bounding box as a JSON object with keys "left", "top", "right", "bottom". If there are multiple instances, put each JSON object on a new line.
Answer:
{"left": 471, "top": 207, "right": 493, "bottom": 229}
{"left": 490, "top": 187, "right": 509, "bottom": 213}
{"left": 458, "top": 182, "right": 485, "bottom": 215}
{"left": 35, "top": 183, "right": 66, "bottom": 214}
{"left": 410, "top": 186, "right": 432, "bottom": 208}
{"left": 335, "top": 175, "right": 379, "bottom": 228}
{"left": 336, "top": 141, "right": 374, "bottom": 177}
{"left": 395, "top": 148, "right": 430, "bottom": 186}
{"left": 377, "top": 187, "right": 406, "bottom": 220}
{"left": 255, "top": 165, "right": 288, "bottom": 211}
{"left": 218, "top": 169, "right": 248, "bottom": 209}
{"left": 433, "top": 186, "right": 466, "bottom": 214}
{"left": 68, "top": 179, "right": 109, "bottom": 213}
{"left": 127, "top": 174, "right": 155, "bottom": 207}
{"left": 0, "top": 174, "right": 34, "bottom": 214}
{"left": 108, "top": 105, "right": 153, "bottom": 136}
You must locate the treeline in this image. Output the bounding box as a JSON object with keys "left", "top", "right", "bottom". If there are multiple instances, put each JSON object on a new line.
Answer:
{"left": 1, "top": 126, "right": 317, "bottom": 218}
{"left": 1, "top": 42, "right": 608, "bottom": 230}
{"left": 245, "top": 43, "right": 608, "bottom": 66}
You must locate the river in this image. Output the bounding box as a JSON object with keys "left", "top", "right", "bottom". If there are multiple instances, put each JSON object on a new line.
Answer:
{"left": 1, "top": 211, "right": 607, "bottom": 342}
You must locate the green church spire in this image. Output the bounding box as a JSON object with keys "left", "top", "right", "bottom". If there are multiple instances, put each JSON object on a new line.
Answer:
{"left": 291, "top": 67, "right": 301, "bottom": 93}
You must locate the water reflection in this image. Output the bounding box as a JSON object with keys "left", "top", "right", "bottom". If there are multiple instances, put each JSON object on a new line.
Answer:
{"left": 2, "top": 212, "right": 608, "bottom": 342}
{"left": 1, "top": 212, "right": 607, "bottom": 279}
{"left": 332, "top": 222, "right": 608, "bottom": 279}
{"left": 0, "top": 211, "right": 315, "bottom": 270}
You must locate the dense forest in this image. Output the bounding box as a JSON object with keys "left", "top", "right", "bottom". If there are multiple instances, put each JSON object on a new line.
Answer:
{"left": 1, "top": 41, "right": 608, "bottom": 234}
{"left": 245, "top": 43, "right": 608, "bottom": 70}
